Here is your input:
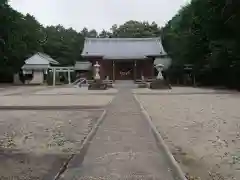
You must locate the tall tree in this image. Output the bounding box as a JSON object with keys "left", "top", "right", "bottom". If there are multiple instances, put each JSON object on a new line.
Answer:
{"left": 162, "top": 0, "right": 240, "bottom": 88}
{"left": 110, "top": 20, "right": 161, "bottom": 38}
{"left": 99, "top": 29, "right": 112, "bottom": 38}
{"left": 42, "top": 25, "right": 84, "bottom": 65}
{"left": 88, "top": 29, "right": 98, "bottom": 38}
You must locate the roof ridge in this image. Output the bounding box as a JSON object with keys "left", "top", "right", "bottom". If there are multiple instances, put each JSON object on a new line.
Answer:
{"left": 85, "top": 37, "right": 161, "bottom": 41}
{"left": 37, "top": 52, "right": 50, "bottom": 57}
{"left": 36, "top": 52, "right": 59, "bottom": 64}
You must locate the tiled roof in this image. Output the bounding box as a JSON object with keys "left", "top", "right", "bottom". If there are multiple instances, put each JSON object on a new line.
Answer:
{"left": 24, "top": 52, "right": 59, "bottom": 65}
{"left": 37, "top": 52, "right": 59, "bottom": 65}
{"left": 81, "top": 38, "right": 167, "bottom": 59}
{"left": 22, "top": 52, "right": 59, "bottom": 70}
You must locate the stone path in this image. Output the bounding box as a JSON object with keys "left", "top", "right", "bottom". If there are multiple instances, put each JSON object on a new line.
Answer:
{"left": 60, "top": 88, "right": 176, "bottom": 180}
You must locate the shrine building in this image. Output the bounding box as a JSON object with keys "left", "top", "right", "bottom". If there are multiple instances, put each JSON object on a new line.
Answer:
{"left": 81, "top": 37, "right": 169, "bottom": 81}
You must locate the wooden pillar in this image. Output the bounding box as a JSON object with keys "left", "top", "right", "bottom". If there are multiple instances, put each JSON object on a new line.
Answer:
{"left": 193, "top": 74, "right": 196, "bottom": 87}
{"left": 53, "top": 68, "right": 56, "bottom": 86}
{"left": 151, "top": 58, "right": 155, "bottom": 77}
{"left": 113, "top": 60, "right": 115, "bottom": 82}
{"left": 134, "top": 60, "right": 137, "bottom": 81}
{"left": 152, "top": 61, "right": 155, "bottom": 77}
{"left": 68, "top": 68, "right": 71, "bottom": 84}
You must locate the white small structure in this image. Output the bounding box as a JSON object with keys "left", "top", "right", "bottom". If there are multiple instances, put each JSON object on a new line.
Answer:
{"left": 74, "top": 61, "right": 92, "bottom": 71}
{"left": 93, "top": 61, "right": 101, "bottom": 80}
{"left": 21, "top": 52, "right": 59, "bottom": 84}
{"left": 155, "top": 64, "right": 164, "bottom": 80}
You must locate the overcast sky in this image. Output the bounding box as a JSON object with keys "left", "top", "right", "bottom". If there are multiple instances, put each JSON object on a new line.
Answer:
{"left": 9, "top": 0, "right": 189, "bottom": 32}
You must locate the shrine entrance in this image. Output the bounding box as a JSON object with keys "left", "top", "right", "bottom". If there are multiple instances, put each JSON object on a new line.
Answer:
{"left": 115, "top": 61, "right": 134, "bottom": 80}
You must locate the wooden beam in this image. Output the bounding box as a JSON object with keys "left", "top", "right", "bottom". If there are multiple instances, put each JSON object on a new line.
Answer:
{"left": 49, "top": 66, "right": 74, "bottom": 70}
{"left": 134, "top": 60, "right": 137, "bottom": 81}
{"left": 55, "top": 70, "right": 74, "bottom": 72}
{"left": 113, "top": 60, "right": 115, "bottom": 82}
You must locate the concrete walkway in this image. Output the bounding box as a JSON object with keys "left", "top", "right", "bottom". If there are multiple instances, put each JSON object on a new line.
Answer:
{"left": 60, "top": 88, "right": 176, "bottom": 180}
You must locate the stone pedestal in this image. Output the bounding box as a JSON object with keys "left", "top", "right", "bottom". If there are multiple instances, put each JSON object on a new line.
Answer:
{"left": 88, "top": 80, "right": 108, "bottom": 90}
{"left": 149, "top": 79, "right": 171, "bottom": 89}
{"left": 138, "top": 82, "right": 148, "bottom": 88}
{"left": 107, "top": 83, "right": 113, "bottom": 88}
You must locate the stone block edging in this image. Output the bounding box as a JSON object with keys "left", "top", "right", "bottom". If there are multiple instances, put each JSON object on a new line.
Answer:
{"left": 133, "top": 95, "right": 187, "bottom": 180}
{"left": 0, "top": 106, "right": 104, "bottom": 110}
{"left": 53, "top": 109, "right": 107, "bottom": 180}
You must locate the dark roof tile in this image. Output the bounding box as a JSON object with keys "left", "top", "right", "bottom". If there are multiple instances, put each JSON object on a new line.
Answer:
{"left": 81, "top": 38, "right": 166, "bottom": 59}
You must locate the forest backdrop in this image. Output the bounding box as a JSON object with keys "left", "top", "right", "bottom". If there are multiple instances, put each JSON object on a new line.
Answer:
{"left": 1, "top": 0, "right": 240, "bottom": 88}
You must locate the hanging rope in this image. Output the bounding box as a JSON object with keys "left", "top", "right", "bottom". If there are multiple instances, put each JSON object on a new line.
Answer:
{"left": 120, "top": 69, "right": 132, "bottom": 76}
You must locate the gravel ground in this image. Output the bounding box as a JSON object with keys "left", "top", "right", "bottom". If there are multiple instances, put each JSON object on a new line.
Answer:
{"left": 0, "top": 86, "right": 47, "bottom": 96}
{"left": 0, "top": 110, "right": 103, "bottom": 179}
{"left": 0, "top": 95, "right": 113, "bottom": 107}
{"left": 136, "top": 88, "right": 240, "bottom": 180}
{"left": 0, "top": 86, "right": 115, "bottom": 107}
{"left": 34, "top": 87, "right": 118, "bottom": 95}
{"left": 132, "top": 86, "right": 238, "bottom": 95}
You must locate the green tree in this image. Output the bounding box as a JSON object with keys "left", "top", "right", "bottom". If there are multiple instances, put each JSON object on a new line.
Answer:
{"left": 42, "top": 25, "right": 84, "bottom": 65}
{"left": 110, "top": 21, "right": 161, "bottom": 38}
{"left": 99, "top": 29, "right": 112, "bottom": 38}
{"left": 88, "top": 29, "right": 98, "bottom": 38}
{"left": 162, "top": 0, "right": 240, "bottom": 88}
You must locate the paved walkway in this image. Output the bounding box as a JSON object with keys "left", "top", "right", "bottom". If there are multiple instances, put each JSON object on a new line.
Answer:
{"left": 60, "top": 88, "right": 175, "bottom": 180}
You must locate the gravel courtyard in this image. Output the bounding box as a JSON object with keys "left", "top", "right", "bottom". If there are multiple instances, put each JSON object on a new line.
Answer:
{"left": 34, "top": 87, "right": 118, "bottom": 95}
{"left": 135, "top": 87, "right": 240, "bottom": 180}
{"left": 0, "top": 110, "right": 103, "bottom": 179}
{"left": 0, "top": 86, "right": 114, "bottom": 179}
{"left": 0, "top": 86, "right": 115, "bottom": 107}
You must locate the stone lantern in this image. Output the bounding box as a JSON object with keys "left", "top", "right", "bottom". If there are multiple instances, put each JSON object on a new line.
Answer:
{"left": 149, "top": 63, "right": 171, "bottom": 89}
{"left": 93, "top": 61, "right": 101, "bottom": 80}
{"left": 155, "top": 64, "right": 164, "bottom": 80}
{"left": 88, "top": 61, "right": 107, "bottom": 90}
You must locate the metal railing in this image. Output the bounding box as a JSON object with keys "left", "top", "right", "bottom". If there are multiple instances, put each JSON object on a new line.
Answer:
{"left": 73, "top": 78, "right": 114, "bottom": 87}
{"left": 135, "top": 78, "right": 155, "bottom": 84}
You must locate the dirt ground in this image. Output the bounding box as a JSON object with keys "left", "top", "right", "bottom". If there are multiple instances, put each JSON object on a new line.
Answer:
{"left": 136, "top": 88, "right": 240, "bottom": 180}
{"left": 0, "top": 110, "right": 103, "bottom": 180}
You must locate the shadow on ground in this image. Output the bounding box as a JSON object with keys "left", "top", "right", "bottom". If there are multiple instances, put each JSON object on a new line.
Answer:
{"left": 136, "top": 91, "right": 239, "bottom": 96}
{"left": 0, "top": 109, "right": 105, "bottom": 180}
{"left": 0, "top": 148, "right": 69, "bottom": 180}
